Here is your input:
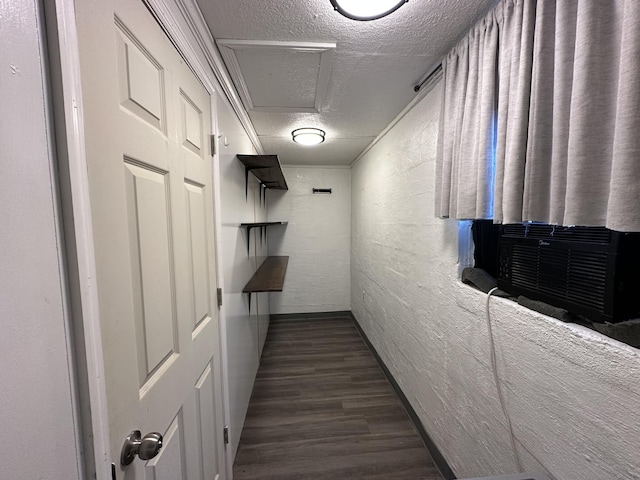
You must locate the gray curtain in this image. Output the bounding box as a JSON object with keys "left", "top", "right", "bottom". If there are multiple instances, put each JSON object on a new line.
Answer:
{"left": 435, "top": 12, "right": 499, "bottom": 220}
{"left": 494, "top": 0, "right": 536, "bottom": 225}
{"left": 436, "top": 0, "right": 640, "bottom": 232}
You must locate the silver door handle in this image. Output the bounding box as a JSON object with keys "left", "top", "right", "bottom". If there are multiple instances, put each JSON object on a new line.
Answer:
{"left": 121, "top": 430, "right": 163, "bottom": 466}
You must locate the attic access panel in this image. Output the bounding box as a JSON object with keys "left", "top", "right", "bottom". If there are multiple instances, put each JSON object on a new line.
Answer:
{"left": 217, "top": 40, "right": 336, "bottom": 113}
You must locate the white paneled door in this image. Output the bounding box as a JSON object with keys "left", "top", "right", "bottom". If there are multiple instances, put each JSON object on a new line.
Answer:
{"left": 75, "top": 0, "right": 225, "bottom": 478}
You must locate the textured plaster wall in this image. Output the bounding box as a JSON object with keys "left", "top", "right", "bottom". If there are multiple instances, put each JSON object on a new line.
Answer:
{"left": 351, "top": 82, "right": 640, "bottom": 480}
{"left": 268, "top": 166, "right": 351, "bottom": 314}
{"left": 216, "top": 95, "right": 269, "bottom": 458}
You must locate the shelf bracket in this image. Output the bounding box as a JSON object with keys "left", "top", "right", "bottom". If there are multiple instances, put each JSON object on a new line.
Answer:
{"left": 240, "top": 222, "right": 285, "bottom": 256}
{"left": 244, "top": 166, "right": 270, "bottom": 200}
{"left": 244, "top": 226, "right": 254, "bottom": 256}
{"left": 247, "top": 291, "right": 252, "bottom": 312}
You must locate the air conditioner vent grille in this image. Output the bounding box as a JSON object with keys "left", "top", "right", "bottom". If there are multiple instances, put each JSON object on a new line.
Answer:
{"left": 496, "top": 224, "right": 640, "bottom": 322}
{"left": 502, "top": 224, "right": 612, "bottom": 243}
{"left": 509, "top": 246, "right": 608, "bottom": 311}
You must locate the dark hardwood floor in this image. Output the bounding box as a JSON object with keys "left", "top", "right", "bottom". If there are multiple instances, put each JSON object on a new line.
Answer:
{"left": 233, "top": 315, "right": 443, "bottom": 480}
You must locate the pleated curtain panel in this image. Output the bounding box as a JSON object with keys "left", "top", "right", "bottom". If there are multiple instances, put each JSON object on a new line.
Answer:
{"left": 435, "top": 0, "right": 640, "bottom": 232}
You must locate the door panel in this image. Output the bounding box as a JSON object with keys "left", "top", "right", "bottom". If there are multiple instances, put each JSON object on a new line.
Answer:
{"left": 116, "top": 19, "right": 166, "bottom": 132}
{"left": 75, "top": 0, "right": 225, "bottom": 478}
{"left": 195, "top": 363, "right": 219, "bottom": 480}
{"left": 145, "top": 415, "right": 187, "bottom": 480}
{"left": 123, "top": 160, "right": 177, "bottom": 383}
{"left": 185, "top": 181, "right": 211, "bottom": 329}
{"left": 181, "top": 93, "right": 204, "bottom": 156}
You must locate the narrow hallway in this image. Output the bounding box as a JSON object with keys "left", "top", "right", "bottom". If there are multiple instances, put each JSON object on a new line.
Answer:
{"left": 233, "top": 315, "right": 442, "bottom": 479}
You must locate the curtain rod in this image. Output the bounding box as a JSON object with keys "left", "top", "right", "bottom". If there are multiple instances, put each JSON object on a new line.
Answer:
{"left": 414, "top": 64, "right": 443, "bottom": 92}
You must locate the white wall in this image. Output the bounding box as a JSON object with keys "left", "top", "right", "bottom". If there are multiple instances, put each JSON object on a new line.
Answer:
{"left": 351, "top": 82, "right": 640, "bottom": 480}
{"left": 216, "top": 95, "right": 269, "bottom": 458}
{"left": 268, "top": 166, "right": 351, "bottom": 314}
{"left": 0, "top": 1, "right": 82, "bottom": 478}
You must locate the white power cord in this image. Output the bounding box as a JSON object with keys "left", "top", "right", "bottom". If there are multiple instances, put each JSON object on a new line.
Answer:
{"left": 486, "top": 287, "right": 523, "bottom": 472}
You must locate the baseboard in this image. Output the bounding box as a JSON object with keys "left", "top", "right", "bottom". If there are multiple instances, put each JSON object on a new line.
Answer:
{"left": 350, "top": 312, "right": 457, "bottom": 480}
{"left": 269, "top": 310, "right": 352, "bottom": 321}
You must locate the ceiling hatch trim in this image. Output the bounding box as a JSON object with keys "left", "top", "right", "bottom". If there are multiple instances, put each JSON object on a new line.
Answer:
{"left": 217, "top": 40, "right": 336, "bottom": 114}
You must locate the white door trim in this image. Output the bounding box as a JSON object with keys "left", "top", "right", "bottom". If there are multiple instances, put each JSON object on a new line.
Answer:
{"left": 51, "top": 1, "right": 112, "bottom": 478}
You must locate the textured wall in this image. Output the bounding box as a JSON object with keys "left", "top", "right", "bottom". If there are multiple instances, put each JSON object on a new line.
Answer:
{"left": 268, "top": 166, "right": 351, "bottom": 314}
{"left": 351, "top": 82, "right": 640, "bottom": 480}
{"left": 0, "top": 1, "right": 81, "bottom": 477}
{"left": 216, "top": 96, "right": 269, "bottom": 458}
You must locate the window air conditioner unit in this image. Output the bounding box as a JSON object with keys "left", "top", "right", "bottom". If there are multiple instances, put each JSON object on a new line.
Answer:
{"left": 497, "top": 224, "right": 640, "bottom": 323}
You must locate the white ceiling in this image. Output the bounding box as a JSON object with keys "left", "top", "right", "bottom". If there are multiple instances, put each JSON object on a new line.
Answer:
{"left": 196, "top": 0, "right": 497, "bottom": 166}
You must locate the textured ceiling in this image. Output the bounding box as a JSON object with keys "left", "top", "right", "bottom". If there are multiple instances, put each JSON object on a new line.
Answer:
{"left": 196, "top": 0, "right": 497, "bottom": 165}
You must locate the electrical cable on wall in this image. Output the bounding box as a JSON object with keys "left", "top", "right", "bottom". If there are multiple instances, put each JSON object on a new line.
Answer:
{"left": 486, "top": 287, "right": 524, "bottom": 473}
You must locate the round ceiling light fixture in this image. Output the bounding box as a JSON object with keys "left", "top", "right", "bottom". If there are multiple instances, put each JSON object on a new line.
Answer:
{"left": 329, "top": 0, "right": 408, "bottom": 21}
{"left": 292, "top": 128, "right": 325, "bottom": 146}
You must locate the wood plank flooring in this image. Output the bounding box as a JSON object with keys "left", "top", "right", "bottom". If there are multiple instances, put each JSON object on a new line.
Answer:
{"left": 233, "top": 315, "right": 443, "bottom": 480}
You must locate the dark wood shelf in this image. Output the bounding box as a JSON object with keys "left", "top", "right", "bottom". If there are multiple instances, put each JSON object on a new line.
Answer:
{"left": 237, "top": 155, "right": 288, "bottom": 200}
{"left": 243, "top": 256, "right": 289, "bottom": 310}
{"left": 239, "top": 222, "right": 288, "bottom": 228}
{"left": 243, "top": 256, "right": 289, "bottom": 293}
{"left": 239, "top": 222, "right": 288, "bottom": 255}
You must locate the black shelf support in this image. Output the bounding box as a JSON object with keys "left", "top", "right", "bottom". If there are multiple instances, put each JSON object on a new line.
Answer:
{"left": 239, "top": 222, "right": 288, "bottom": 255}
{"left": 244, "top": 166, "right": 270, "bottom": 200}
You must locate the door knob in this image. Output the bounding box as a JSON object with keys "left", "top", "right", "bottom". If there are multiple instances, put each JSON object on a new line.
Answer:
{"left": 120, "top": 430, "right": 163, "bottom": 466}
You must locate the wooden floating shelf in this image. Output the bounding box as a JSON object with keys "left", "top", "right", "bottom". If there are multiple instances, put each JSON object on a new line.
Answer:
{"left": 239, "top": 222, "right": 288, "bottom": 255}
{"left": 237, "top": 154, "right": 288, "bottom": 201}
{"left": 239, "top": 221, "right": 288, "bottom": 228}
{"left": 243, "top": 256, "right": 289, "bottom": 310}
{"left": 243, "top": 256, "right": 289, "bottom": 293}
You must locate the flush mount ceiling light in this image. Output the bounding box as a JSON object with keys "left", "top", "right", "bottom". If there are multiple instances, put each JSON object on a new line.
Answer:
{"left": 330, "top": 0, "right": 408, "bottom": 21}
{"left": 292, "top": 128, "right": 325, "bottom": 146}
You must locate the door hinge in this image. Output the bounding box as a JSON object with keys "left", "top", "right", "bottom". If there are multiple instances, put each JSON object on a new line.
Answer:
{"left": 217, "top": 287, "right": 223, "bottom": 308}
{"left": 111, "top": 463, "right": 117, "bottom": 480}
{"left": 223, "top": 425, "right": 229, "bottom": 445}
{"left": 210, "top": 134, "right": 216, "bottom": 156}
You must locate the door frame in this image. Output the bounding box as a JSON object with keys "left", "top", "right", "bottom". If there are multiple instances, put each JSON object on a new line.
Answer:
{"left": 49, "top": 0, "right": 259, "bottom": 478}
